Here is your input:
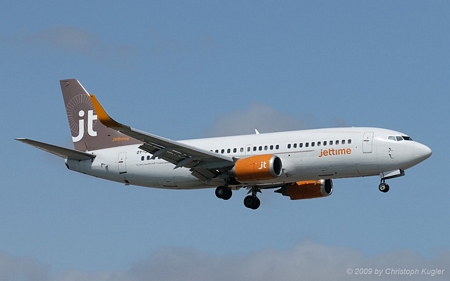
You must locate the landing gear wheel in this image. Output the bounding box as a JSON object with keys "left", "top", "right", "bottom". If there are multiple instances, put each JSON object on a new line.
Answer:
{"left": 378, "top": 183, "right": 390, "bottom": 193}
{"left": 244, "top": 196, "right": 260, "bottom": 210}
{"left": 215, "top": 186, "right": 232, "bottom": 200}
{"left": 222, "top": 188, "right": 232, "bottom": 200}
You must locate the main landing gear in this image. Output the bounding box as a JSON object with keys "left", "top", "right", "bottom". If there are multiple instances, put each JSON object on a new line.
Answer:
{"left": 215, "top": 185, "right": 262, "bottom": 210}
{"left": 378, "top": 180, "right": 390, "bottom": 193}
{"left": 244, "top": 195, "right": 260, "bottom": 210}
{"left": 215, "top": 186, "right": 232, "bottom": 200}
{"left": 243, "top": 186, "right": 261, "bottom": 210}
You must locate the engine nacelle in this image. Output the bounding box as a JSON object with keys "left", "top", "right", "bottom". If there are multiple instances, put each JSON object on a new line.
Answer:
{"left": 276, "top": 179, "right": 333, "bottom": 200}
{"left": 230, "top": 154, "right": 282, "bottom": 182}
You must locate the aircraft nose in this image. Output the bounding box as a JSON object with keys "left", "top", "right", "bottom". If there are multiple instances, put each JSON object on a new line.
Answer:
{"left": 414, "top": 142, "right": 432, "bottom": 162}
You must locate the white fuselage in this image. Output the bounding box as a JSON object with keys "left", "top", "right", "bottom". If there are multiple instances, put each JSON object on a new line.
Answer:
{"left": 66, "top": 127, "right": 431, "bottom": 189}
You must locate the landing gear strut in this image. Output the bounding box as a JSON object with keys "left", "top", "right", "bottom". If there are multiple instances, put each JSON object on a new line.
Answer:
{"left": 378, "top": 180, "right": 390, "bottom": 193}
{"left": 215, "top": 186, "right": 232, "bottom": 200}
{"left": 244, "top": 186, "right": 261, "bottom": 210}
{"left": 378, "top": 169, "right": 404, "bottom": 193}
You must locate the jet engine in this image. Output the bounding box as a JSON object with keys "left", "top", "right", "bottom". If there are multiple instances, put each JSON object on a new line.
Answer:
{"left": 275, "top": 179, "right": 333, "bottom": 200}
{"left": 230, "top": 154, "right": 282, "bottom": 182}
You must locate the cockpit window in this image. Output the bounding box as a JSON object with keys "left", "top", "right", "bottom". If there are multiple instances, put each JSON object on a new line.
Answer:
{"left": 389, "top": 135, "right": 413, "bottom": 141}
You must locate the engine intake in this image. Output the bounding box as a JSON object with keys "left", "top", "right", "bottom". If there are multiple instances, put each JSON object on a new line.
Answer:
{"left": 275, "top": 179, "right": 333, "bottom": 200}
{"left": 230, "top": 154, "right": 282, "bottom": 182}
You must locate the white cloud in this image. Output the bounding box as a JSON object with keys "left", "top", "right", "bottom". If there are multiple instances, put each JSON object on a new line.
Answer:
{"left": 28, "top": 27, "right": 100, "bottom": 56}
{"left": 2, "top": 241, "right": 448, "bottom": 281}
{"left": 3, "top": 26, "right": 138, "bottom": 68}
{"left": 0, "top": 252, "right": 49, "bottom": 281}
{"left": 203, "top": 104, "right": 314, "bottom": 137}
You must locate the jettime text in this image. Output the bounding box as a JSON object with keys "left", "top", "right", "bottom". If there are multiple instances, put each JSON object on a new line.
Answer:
{"left": 319, "top": 148, "right": 352, "bottom": 158}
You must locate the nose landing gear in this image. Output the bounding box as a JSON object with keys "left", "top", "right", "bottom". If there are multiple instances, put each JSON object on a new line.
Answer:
{"left": 378, "top": 169, "right": 404, "bottom": 193}
{"left": 378, "top": 180, "right": 390, "bottom": 193}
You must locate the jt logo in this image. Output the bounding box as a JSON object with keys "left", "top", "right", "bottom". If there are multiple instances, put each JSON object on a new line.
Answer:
{"left": 73, "top": 109, "right": 97, "bottom": 142}
{"left": 258, "top": 161, "right": 267, "bottom": 170}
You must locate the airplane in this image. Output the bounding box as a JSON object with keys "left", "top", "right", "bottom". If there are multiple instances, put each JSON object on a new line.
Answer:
{"left": 16, "top": 79, "right": 432, "bottom": 210}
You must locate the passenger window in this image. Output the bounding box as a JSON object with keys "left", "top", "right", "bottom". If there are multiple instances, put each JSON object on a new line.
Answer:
{"left": 221, "top": 149, "right": 224, "bottom": 154}
{"left": 305, "top": 142, "right": 309, "bottom": 147}
{"left": 259, "top": 146, "right": 262, "bottom": 151}
{"left": 247, "top": 147, "right": 250, "bottom": 152}
{"left": 293, "top": 143, "right": 297, "bottom": 148}
{"left": 317, "top": 141, "right": 321, "bottom": 146}
{"left": 253, "top": 146, "right": 257, "bottom": 151}
{"left": 342, "top": 140, "right": 345, "bottom": 145}
{"left": 330, "top": 140, "right": 333, "bottom": 145}
{"left": 348, "top": 139, "right": 352, "bottom": 144}
{"left": 240, "top": 147, "right": 244, "bottom": 153}
{"left": 147, "top": 156, "right": 151, "bottom": 160}
{"left": 141, "top": 156, "right": 144, "bottom": 161}
{"left": 299, "top": 143, "right": 303, "bottom": 148}
{"left": 276, "top": 145, "right": 279, "bottom": 149}
{"left": 336, "top": 140, "right": 339, "bottom": 145}
{"left": 227, "top": 148, "right": 231, "bottom": 153}
{"left": 287, "top": 144, "right": 291, "bottom": 149}
{"left": 233, "top": 148, "right": 237, "bottom": 153}
{"left": 270, "top": 145, "right": 273, "bottom": 150}
{"left": 323, "top": 141, "right": 327, "bottom": 146}
{"left": 215, "top": 150, "right": 218, "bottom": 153}
{"left": 311, "top": 142, "right": 315, "bottom": 147}
{"left": 264, "top": 145, "right": 268, "bottom": 150}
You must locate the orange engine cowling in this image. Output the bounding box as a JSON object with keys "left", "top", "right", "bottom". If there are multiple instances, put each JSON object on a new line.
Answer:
{"left": 230, "top": 154, "right": 282, "bottom": 182}
{"left": 276, "top": 179, "right": 333, "bottom": 200}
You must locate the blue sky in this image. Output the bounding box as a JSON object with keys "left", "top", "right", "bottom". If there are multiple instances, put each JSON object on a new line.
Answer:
{"left": 1, "top": 1, "right": 449, "bottom": 280}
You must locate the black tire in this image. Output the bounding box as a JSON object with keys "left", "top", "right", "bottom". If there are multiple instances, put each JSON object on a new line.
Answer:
{"left": 215, "top": 186, "right": 226, "bottom": 199}
{"left": 379, "top": 183, "right": 389, "bottom": 193}
{"left": 222, "top": 188, "right": 232, "bottom": 200}
{"left": 244, "top": 196, "right": 260, "bottom": 209}
{"left": 244, "top": 195, "right": 255, "bottom": 208}
{"left": 251, "top": 197, "right": 260, "bottom": 210}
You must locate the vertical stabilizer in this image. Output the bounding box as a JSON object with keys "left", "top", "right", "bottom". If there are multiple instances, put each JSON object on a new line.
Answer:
{"left": 60, "top": 79, "right": 141, "bottom": 151}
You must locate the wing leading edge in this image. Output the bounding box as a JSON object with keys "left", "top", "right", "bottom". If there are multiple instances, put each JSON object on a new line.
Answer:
{"left": 89, "top": 94, "right": 235, "bottom": 183}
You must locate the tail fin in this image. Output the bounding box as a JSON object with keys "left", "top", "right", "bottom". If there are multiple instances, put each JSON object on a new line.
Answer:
{"left": 60, "top": 79, "right": 141, "bottom": 151}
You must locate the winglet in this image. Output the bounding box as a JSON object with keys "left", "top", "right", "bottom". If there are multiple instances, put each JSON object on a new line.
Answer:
{"left": 89, "top": 94, "right": 124, "bottom": 128}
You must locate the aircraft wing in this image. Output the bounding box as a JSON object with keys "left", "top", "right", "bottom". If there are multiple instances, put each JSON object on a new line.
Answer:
{"left": 89, "top": 95, "right": 235, "bottom": 182}
{"left": 16, "top": 138, "right": 96, "bottom": 161}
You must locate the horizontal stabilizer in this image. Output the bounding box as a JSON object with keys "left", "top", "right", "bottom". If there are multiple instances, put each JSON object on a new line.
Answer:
{"left": 16, "top": 138, "right": 96, "bottom": 160}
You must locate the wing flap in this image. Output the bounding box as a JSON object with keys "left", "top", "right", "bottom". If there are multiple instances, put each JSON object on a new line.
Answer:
{"left": 16, "top": 138, "right": 96, "bottom": 160}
